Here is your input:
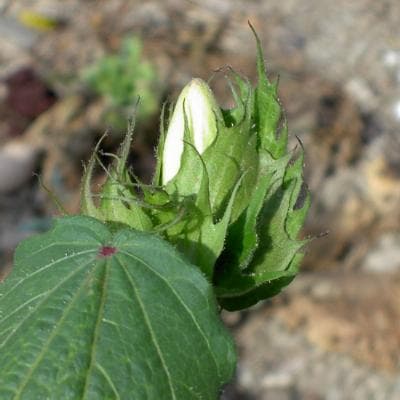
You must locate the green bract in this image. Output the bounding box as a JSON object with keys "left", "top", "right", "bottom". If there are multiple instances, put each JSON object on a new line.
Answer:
{"left": 82, "top": 28, "right": 310, "bottom": 311}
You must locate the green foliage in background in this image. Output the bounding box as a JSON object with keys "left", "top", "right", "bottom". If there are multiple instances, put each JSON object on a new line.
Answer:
{"left": 83, "top": 37, "right": 160, "bottom": 127}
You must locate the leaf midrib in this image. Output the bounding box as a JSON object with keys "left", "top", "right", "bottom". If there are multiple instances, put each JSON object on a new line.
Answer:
{"left": 81, "top": 258, "right": 116, "bottom": 399}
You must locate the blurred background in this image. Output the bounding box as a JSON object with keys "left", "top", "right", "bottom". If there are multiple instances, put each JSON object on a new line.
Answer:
{"left": 1, "top": 0, "right": 400, "bottom": 398}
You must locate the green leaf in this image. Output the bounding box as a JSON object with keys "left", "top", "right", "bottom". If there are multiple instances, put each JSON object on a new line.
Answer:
{"left": 0, "top": 216, "right": 235, "bottom": 399}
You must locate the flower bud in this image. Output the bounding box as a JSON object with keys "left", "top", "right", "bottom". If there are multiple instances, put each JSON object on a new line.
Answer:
{"left": 81, "top": 28, "right": 311, "bottom": 312}
{"left": 162, "top": 78, "right": 222, "bottom": 184}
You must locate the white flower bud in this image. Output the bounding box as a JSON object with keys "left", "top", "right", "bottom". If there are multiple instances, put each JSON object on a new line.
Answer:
{"left": 162, "top": 78, "right": 221, "bottom": 184}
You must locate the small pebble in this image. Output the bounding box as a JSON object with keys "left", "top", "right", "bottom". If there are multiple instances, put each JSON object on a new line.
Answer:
{"left": 0, "top": 140, "right": 41, "bottom": 193}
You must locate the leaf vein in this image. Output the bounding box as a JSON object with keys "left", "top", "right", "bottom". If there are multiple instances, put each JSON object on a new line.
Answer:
{"left": 10, "top": 256, "right": 98, "bottom": 398}
{"left": 0, "top": 292, "right": 46, "bottom": 326}
{"left": 116, "top": 255, "right": 177, "bottom": 400}
{"left": 0, "top": 255, "right": 97, "bottom": 351}
{"left": 0, "top": 249, "right": 97, "bottom": 302}
{"left": 95, "top": 362, "right": 121, "bottom": 400}
{"left": 29, "top": 241, "right": 100, "bottom": 257}
{"left": 119, "top": 250, "right": 221, "bottom": 380}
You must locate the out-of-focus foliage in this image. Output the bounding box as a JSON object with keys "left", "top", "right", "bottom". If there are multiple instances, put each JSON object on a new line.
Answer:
{"left": 83, "top": 37, "right": 161, "bottom": 128}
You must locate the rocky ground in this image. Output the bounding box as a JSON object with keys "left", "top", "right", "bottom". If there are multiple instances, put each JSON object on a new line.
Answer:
{"left": 1, "top": 0, "right": 400, "bottom": 398}
{"left": 222, "top": 271, "right": 400, "bottom": 399}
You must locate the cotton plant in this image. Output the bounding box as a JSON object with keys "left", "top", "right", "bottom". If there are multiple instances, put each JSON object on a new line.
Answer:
{"left": 0, "top": 28, "right": 309, "bottom": 399}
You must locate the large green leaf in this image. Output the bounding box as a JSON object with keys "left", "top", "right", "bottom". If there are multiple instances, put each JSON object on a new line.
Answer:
{"left": 0, "top": 216, "right": 235, "bottom": 399}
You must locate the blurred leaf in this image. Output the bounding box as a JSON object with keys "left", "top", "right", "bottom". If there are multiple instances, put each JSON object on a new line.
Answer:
{"left": 83, "top": 37, "right": 160, "bottom": 122}
{"left": 18, "top": 11, "right": 59, "bottom": 31}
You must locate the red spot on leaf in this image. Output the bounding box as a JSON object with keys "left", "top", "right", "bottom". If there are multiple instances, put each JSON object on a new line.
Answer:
{"left": 99, "top": 246, "right": 117, "bottom": 257}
